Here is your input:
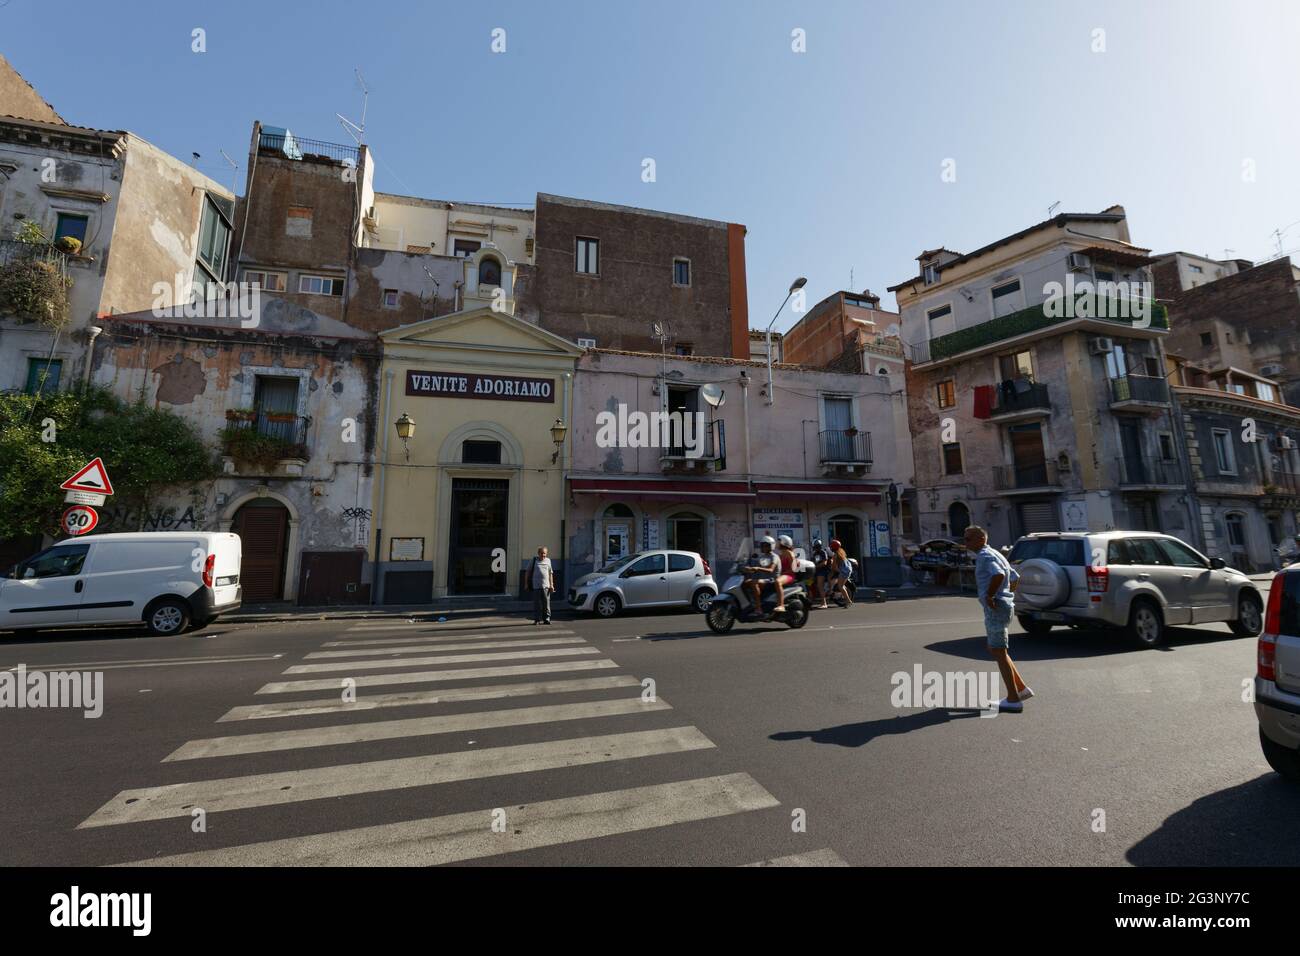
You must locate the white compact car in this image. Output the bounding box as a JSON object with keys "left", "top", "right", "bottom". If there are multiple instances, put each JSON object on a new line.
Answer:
{"left": 0, "top": 532, "right": 242, "bottom": 636}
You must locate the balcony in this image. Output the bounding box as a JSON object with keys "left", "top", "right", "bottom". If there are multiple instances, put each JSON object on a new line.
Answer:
{"left": 1116, "top": 457, "right": 1182, "bottom": 489}
{"left": 911, "top": 296, "right": 1169, "bottom": 367}
{"left": 660, "top": 419, "right": 726, "bottom": 472}
{"left": 1263, "top": 471, "right": 1300, "bottom": 500}
{"left": 0, "top": 239, "right": 70, "bottom": 325}
{"left": 989, "top": 381, "right": 1051, "bottom": 422}
{"left": 220, "top": 410, "right": 311, "bottom": 476}
{"left": 818, "top": 428, "right": 872, "bottom": 476}
{"left": 257, "top": 128, "right": 359, "bottom": 167}
{"left": 1109, "top": 374, "right": 1170, "bottom": 413}
{"left": 992, "top": 460, "right": 1063, "bottom": 493}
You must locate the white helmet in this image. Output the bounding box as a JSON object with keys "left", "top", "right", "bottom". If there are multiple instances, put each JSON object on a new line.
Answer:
{"left": 760, "top": 535, "right": 776, "bottom": 547}
{"left": 777, "top": 534, "right": 794, "bottom": 548}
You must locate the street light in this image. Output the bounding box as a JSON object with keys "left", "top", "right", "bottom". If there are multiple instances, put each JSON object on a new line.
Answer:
{"left": 766, "top": 277, "right": 807, "bottom": 405}
{"left": 394, "top": 413, "right": 415, "bottom": 462}
{"left": 550, "top": 418, "right": 567, "bottom": 464}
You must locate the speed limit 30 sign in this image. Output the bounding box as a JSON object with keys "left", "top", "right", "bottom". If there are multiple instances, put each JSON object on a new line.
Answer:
{"left": 61, "top": 505, "right": 99, "bottom": 536}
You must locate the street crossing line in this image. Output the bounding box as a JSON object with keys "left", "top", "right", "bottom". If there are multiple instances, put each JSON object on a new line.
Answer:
{"left": 5, "top": 654, "right": 282, "bottom": 671}
{"left": 221, "top": 675, "right": 643, "bottom": 721}
{"left": 256, "top": 659, "right": 620, "bottom": 694}
{"left": 165, "top": 698, "right": 674, "bottom": 760}
{"left": 304, "top": 636, "right": 586, "bottom": 659}
{"left": 78, "top": 726, "right": 716, "bottom": 829}
{"left": 112, "top": 773, "right": 779, "bottom": 867}
{"left": 324, "top": 629, "right": 575, "bottom": 646}
{"left": 344, "top": 619, "right": 528, "bottom": 633}
{"left": 283, "top": 647, "right": 601, "bottom": 674}
{"left": 741, "top": 848, "right": 849, "bottom": 867}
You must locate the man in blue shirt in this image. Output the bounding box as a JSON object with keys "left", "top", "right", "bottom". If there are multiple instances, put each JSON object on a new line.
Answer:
{"left": 964, "top": 525, "right": 1033, "bottom": 712}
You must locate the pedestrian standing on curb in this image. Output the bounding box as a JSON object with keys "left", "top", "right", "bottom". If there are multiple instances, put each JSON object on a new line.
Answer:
{"left": 529, "top": 546, "right": 555, "bottom": 625}
{"left": 964, "top": 525, "right": 1032, "bottom": 712}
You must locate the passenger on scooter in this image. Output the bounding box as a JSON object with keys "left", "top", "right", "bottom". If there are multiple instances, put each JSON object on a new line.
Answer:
{"left": 775, "top": 534, "right": 797, "bottom": 613}
{"left": 743, "top": 536, "right": 780, "bottom": 613}
{"left": 811, "top": 537, "right": 830, "bottom": 609}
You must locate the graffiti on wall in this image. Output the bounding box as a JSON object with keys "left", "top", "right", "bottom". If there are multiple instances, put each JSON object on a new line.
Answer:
{"left": 99, "top": 505, "right": 206, "bottom": 531}
{"left": 342, "top": 507, "right": 373, "bottom": 548}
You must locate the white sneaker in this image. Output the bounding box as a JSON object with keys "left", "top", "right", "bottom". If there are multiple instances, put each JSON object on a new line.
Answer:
{"left": 1017, "top": 687, "right": 1034, "bottom": 701}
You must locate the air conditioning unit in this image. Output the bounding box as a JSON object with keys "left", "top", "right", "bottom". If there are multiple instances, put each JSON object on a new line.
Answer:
{"left": 1280, "top": 436, "right": 1297, "bottom": 451}
{"left": 1067, "top": 252, "right": 1091, "bottom": 272}
{"left": 1089, "top": 336, "right": 1114, "bottom": 355}
{"left": 1260, "top": 364, "right": 1284, "bottom": 377}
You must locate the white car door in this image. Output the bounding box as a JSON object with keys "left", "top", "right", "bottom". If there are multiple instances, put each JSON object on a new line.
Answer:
{"left": 0, "top": 544, "right": 91, "bottom": 629}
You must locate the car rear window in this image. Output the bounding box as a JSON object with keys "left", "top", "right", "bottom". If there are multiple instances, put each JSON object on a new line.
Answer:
{"left": 1010, "top": 538, "right": 1085, "bottom": 566}
{"left": 1280, "top": 572, "right": 1300, "bottom": 636}
{"left": 668, "top": 554, "right": 695, "bottom": 572}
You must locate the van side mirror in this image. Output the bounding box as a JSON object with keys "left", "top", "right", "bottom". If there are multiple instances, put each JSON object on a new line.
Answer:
{"left": 1209, "top": 557, "right": 1226, "bottom": 570}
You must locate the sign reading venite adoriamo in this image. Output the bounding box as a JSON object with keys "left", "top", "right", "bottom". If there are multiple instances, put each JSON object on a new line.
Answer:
{"left": 405, "top": 370, "right": 555, "bottom": 403}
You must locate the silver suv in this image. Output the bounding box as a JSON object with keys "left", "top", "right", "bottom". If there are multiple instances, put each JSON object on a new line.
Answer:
{"left": 1256, "top": 568, "right": 1300, "bottom": 781}
{"left": 1010, "top": 531, "right": 1263, "bottom": 647}
{"left": 568, "top": 550, "right": 717, "bottom": 617}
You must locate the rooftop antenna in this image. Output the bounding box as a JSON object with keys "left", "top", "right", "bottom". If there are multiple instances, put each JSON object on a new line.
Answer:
{"left": 653, "top": 321, "right": 671, "bottom": 391}
{"left": 218, "top": 149, "right": 239, "bottom": 193}
{"left": 421, "top": 265, "right": 442, "bottom": 319}
{"left": 1047, "top": 200, "right": 1061, "bottom": 218}
{"left": 336, "top": 68, "right": 369, "bottom": 146}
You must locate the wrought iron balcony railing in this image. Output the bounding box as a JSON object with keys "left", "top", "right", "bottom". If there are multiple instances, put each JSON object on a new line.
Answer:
{"left": 819, "top": 428, "right": 873, "bottom": 464}
{"left": 1110, "top": 374, "right": 1170, "bottom": 405}
{"left": 991, "top": 381, "right": 1051, "bottom": 416}
{"left": 1116, "top": 457, "right": 1181, "bottom": 486}
{"left": 662, "top": 419, "right": 726, "bottom": 467}
{"left": 992, "top": 460, "right": 1062, "bottom": 490}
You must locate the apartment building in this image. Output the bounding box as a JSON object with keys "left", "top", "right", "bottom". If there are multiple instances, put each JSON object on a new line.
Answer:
{"left": 1157, "top": 254, "right": 1300, "bottom": 406}
{"left": 514, "top": 193, "right": 750, "bottom": 357}
{"left": 893, "top": 206, "right": 1186, "bottom": 544}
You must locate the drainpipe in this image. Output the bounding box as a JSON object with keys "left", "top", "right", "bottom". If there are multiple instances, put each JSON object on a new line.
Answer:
{"left": 82, "top": 325, "right": 103, "bottom": 389}
{"left": 372, "top": 368, "right": 395, "bottom": 605}
{"left": 560, "top": 369, "right": 573, "bottom": 592}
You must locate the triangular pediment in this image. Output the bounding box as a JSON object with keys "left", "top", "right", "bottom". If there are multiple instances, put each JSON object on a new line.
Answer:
{"left": 381, "top": 306, "right": 584, "bottom": 357}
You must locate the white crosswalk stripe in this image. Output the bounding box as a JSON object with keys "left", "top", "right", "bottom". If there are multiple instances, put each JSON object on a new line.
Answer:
{"left": 113, "top": 773, "right": 779, "bottom": 867}
{"left": 257, "top": 659, "right": 620, "bottom": 694}
{"left": 344, "top": 618, "right": 525, "bottom": 633}
{"left": 304, "top": 636, "right": 586, "bottom": 659}
{"left": 165, "top": 698, "right": 673, "bottom": 760}
{"left": 741, "top": 848, "right": 850, "bottom": 867}
{"left": 323, "top": 629, "right": 575, "bottom": 646}
{"left": 283, "top": 646, "right": 601, "bottom": 674}
{"left": 220, "top": 675, "right": 643, "bottom": 721}
{"left": 78, "top": 727, "right": 715, "bottom": 829}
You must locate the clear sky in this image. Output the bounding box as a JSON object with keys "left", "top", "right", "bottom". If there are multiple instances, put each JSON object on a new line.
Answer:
{"left": 4, "top": 0, "right": 1298, "bottom": 331}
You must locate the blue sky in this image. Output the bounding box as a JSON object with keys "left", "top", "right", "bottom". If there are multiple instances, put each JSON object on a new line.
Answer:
{"left": 4, "top": 0, "right": 1298, "bottom": 331}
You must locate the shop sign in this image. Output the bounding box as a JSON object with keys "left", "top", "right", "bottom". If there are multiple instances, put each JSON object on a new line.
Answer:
{"left": 406, "top": 370, "right": 554, "bottom": 403}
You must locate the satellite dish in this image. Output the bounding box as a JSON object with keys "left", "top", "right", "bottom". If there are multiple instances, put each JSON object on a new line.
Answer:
{"left": 886, "top": 324, "right": 900, "bottom": 337}
{"left": 701, "top": 383, "right": 726, "bottom": 408}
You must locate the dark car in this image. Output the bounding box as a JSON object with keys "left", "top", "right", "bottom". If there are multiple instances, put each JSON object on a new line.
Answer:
{"left": 906, "top": 539, "right": 972, "bottom": 572}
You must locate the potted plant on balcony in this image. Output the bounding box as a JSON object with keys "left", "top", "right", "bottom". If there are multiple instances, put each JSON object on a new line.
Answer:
{"left": 224, "top": 408, "right": 257, "bottom": 423}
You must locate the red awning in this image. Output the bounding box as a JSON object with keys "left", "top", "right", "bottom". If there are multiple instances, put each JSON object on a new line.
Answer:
{"left": 753, "top": 481, "right": 882, "bottom": 501}
{"left": 569, "top": 478, "right": 754, "bottom": 499}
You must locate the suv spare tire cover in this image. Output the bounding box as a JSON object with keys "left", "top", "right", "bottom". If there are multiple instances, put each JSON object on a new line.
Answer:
{"left": 1016, "top": 558, "right": 1071, "bottom": 609}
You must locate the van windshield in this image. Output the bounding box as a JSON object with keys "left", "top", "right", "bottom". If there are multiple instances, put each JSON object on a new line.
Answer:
{"left": 1010, "top": 538, "right": 1085, "bottom": 566}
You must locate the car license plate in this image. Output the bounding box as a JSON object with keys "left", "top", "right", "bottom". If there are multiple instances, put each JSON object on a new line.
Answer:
{"left": 1036, "top": 612, "right": 1065, "bottom": 622}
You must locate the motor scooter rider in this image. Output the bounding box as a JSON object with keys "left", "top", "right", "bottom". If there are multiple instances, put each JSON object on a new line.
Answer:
{"left": 775, "top": 534, "right": 797, "bottom": 613}
{"left": 743, "top": 536, "right": 780, "bottom": 613}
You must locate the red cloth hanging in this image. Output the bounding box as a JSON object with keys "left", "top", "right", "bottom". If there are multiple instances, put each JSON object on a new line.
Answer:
{"left": 973, "top": 384, "right": 994, "bottom": 419}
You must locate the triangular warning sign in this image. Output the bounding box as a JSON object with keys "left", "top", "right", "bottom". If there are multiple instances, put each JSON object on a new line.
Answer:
{"left": 60, "top": 457, "right": 114, "bottom": 495}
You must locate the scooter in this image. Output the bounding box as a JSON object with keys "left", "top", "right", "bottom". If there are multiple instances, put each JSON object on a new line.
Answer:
{"left": 704, "top": 559, "right": 815, "bottom": 633}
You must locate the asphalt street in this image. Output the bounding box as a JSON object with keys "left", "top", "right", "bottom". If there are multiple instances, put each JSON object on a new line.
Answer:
{"left": 2, "top": 591, "right": 1297, "bottom": 867}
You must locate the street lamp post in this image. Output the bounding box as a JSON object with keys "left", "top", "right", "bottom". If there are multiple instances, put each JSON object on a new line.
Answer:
{"left": 550, "top": 418, "right": 567, "bottom": 464}
{"left": 394, "top": 413, "right": 415, "bottom": 462}
{"left": 766, "top": 277, "right": 807, "bottom": 406}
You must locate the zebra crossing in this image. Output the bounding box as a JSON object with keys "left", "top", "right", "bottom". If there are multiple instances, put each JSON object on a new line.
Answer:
{"left": 79, "top": 616, "right": 847, "bottom": 866}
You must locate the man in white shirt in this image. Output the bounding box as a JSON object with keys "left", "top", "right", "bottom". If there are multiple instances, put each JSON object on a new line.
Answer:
{"left": 530, "top": 546, "right": 555, "bottom": 625}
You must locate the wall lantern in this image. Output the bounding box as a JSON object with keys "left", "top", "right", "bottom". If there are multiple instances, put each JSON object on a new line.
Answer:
{"left": 550, "top": 419, "right": 568, "bottom": 464}
{"left": 395, "top": 413, "right": 415, "bottom": 462}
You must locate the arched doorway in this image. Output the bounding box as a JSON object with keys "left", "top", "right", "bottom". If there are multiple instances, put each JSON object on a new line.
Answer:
{"left": 232, "top": 498, "right": 291, "bottom": 602}
{"left": 947, "top": 502, "right": 971, "bottom": 539}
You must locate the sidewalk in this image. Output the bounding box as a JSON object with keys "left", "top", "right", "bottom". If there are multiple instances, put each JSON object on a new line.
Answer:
{"left": 228, "top": 599, "right": 542, "bottom": 624}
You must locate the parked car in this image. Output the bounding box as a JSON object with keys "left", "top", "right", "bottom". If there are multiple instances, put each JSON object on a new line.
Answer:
{"left": 1257, "top": 568, "right": 1300, "bottom": 781}
{"left": 906, "top": 539, "right": 972, "bottom": 572}
{"left": 1009, "top": 531, "right": 1263, "bottom": 647}
{"left": 0, "top": 532, "right": 242, "bottom": 637}
{"left": 568, "top": 550, "right": 717, "bottom": 617}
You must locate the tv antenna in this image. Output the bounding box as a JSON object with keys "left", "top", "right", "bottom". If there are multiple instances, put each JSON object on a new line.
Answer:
{"left": 336, "top": 68, "right": 369, "bottom": 146}
{"left": 1047, "top": 200, "right": 1061, "bottom": 218}
{"left": 219, "top": 149, "right": 239, "bottom": 193}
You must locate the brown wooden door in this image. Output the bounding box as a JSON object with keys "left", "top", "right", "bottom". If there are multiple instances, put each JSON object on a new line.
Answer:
{"left": 299, "top": 550, "right": 366, "bottom": 606}
{"left": 234, "top": 504, "right": 288, "bottom": 602}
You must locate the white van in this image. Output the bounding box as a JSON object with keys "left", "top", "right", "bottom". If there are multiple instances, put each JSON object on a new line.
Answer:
{"left": 0, "top": 532, "right": 242, "bottom": 636}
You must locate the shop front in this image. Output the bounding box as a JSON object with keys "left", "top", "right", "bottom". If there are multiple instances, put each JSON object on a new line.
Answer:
{"left": 751, "top": 481, "right": 894, "bottom": 584}
{"left": 374, "top": 307, "right": 583, "bottom": 601}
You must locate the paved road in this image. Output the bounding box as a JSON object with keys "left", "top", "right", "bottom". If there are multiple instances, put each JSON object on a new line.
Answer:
{"left": 2, "top": 593, "right": 1297, "bottom": 866}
